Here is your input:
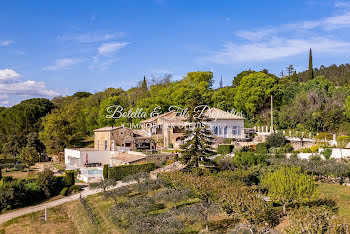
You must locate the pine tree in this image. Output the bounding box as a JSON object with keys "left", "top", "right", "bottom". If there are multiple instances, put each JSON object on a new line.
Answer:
{"left": 180, "top": 91, "right": 215, "bottom": 167}
{"left": 308, "top": 48, "right": 314, "bottom": 80}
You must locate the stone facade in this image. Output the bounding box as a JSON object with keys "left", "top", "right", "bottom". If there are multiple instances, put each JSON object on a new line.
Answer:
{"left": 94, "top": 126, "right": 155, "bottom": 151}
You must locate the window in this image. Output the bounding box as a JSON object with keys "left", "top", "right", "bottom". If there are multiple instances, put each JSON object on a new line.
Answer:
{"left": 212, "top": 126, "right": 218, "bottom": 135}
{"left": 232, "top": 126, "right": 237, "bottom": 135}
{"left": 218, "top": 126, "right": 222, "bottom": 136}
{"left": 104, "top": 140, "right": 108, "bottom": 150}
{"left": 224, "top": 126, "right": 228, "bottom": 137}
{"left": 237, "top": 126, "right": 241, "bottom": 136}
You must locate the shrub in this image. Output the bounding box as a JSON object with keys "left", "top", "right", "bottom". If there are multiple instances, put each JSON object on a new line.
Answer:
{"left": 37, "top": 168, "right": 57, "bottom": 197}
{"left": 266, "top": 132, "right": 286, "bottom": 148}
{"left": 321, "top": 148, "right": 332, "bottom": 160}
{"left": 103, "top": 164, "right": 109, "bottom": 179}
{"left": 310, "top": 145, "right": 320, "bottom": 153}
{"left": 68, "top": 185, "right": 81, "bottom": 194}
{"left": 232, "top": 152, "right": 267, "bottom": 168}
{"left": 337, "top": 135, "right": 350, "bottom": 148}
{"left": 282, "top": 143, "right": 293, "bottom": 153}
{"left": 108, "top": 163, "right": 156, "bottom": 181}
{"left": 14, "top": 164, "right": 26, "bottom": 171}
{"left": 286, "top": 207, "right": 350, "bottom": 233}
{"left": 316, "top": 132, "right": 333, "bottom": 147}
{"left": 217, "top": 144, "right": 234, "bottom": 155}
{"left": 256, "top": 143, "right": 268, "bottom": 154}
{"left": 60, "top": 187, "right": 69, "bottom": 196}
{"left": 65, "top": 170, "right": 75, "bottom": 186}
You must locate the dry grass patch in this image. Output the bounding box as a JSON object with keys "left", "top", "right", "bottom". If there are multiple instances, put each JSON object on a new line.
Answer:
{"left": 0, "top": 206, "right": 76, "bottom": 234}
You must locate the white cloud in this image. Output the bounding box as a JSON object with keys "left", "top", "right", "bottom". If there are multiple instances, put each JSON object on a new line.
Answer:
{"left": 0, "top": 69, "right": 58, "bottom": 106}
{"left": 98, "top": 42, "right": 128, "bottom": 56}
{"left": 203, "top": 6, "right": 350, "bottom": 64}
{"left": 0, "top": 40, "right": 14, "bottom": 46}
{"left": 203, "top": 37, "right": 350, "bottom": 64}
{"left": 235, "top": 28, "right": 276, "bottom": 41}
{"left": 0, "top": 69, "right": 21, "bottom": 80}
{"left": 42, "top": 58, "right": 84, "bottom": 71}
{"left": 0, "top": 80, "right": 58, "bottom": 96}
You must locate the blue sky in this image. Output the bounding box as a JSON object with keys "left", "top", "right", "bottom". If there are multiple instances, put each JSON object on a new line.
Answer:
{"left": 1, "top": 0, "right": 350, "bottom": 106}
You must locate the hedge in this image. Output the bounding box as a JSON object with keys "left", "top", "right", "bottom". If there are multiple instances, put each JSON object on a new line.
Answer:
{"left": 65, "top": 170, "right": 75, "bottom": 186}
{"left": 108, "top": 162, "right": 156, "bottom": 181}
{"left": 217, "top": 144, "right": 234, "bottom": 155}
{"left": 103, "top": 164, "right": 109, "bottom": 179}
{"left": 256, "top": 143, "right": 269, "bottom": 154}
{"left": 0, "top": 158, "right": 19, "bottom": 164}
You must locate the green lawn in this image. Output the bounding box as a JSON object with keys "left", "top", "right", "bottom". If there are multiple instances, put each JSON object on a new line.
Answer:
{"left": 318, "top": 183, "right": 350, "bottom": 220}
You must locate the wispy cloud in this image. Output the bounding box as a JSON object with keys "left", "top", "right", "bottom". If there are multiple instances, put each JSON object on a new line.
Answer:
{"left": 202, "top": 5, "right": 350, "bottom": 64}
{"left": 98, "top": 42, "right": 128, "bottom": 56}
{"left": 42, "top": 58, "right": 85, "bottom": 71}
{"left": 204, "top": 38, "right": 350, "bottom": 63}
{"left": 0, "top": 40, "right": 14, "bottom": 46}
{"left": 60, "top": 32, "right": 125, "bottom": 43}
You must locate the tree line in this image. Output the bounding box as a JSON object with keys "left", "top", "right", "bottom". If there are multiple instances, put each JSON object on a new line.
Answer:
{"left": 0, "top": 63, "right": 350, "bottom": 157}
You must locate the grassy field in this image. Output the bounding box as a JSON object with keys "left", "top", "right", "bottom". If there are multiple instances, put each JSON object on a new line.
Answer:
{"left": 318, "top": 183, "right": 350, "bottom": 220}
{"left": 0, "top": 200, "right": 95, "bottom": 234}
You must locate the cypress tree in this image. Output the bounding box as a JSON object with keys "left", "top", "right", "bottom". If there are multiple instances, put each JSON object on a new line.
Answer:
{"left": 141, "top": 76, "right": 148, "bottom": 90}
{"left": 103, "top": 164, "right": 109, "bottom": 179}
{"left": 308, "top": 48, "right": 314, "bottom": 80}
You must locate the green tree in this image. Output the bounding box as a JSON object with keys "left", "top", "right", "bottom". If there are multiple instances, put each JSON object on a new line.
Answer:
{"left": 18, "top": 146, "right": 39, "bottom": 170}
{"left": 234, "top": 72, "right": 281, "bottom": 117}
{"left": 308, "top": 48, "right": 314, "bottom": 80}
{"left": 37, "top": 167, "right": 57, "bottom": 197}
{"left": 180, "top": 93, "right": 215, "bottom": 167}
{"left": 261, "top": 166, "right": 318, "bottom": 215}
{"left": 266, "top": 132, "right": 286, "bottom": 148}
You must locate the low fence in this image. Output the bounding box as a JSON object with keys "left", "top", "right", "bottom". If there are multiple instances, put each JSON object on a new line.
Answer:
{"left": 80, "top": 195, "right": 99, "bottom": 230}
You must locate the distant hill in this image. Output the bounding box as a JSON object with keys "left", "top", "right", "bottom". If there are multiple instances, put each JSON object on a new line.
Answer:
{"left": 297, "top": 64, "right": 350, "bottom": 86}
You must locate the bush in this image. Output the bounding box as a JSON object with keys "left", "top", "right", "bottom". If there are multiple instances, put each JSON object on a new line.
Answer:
{"left": 68, "top": 185, "right": 81, "bottom": 194}
{"left": 256, "top": 143, "right": 268, "bottom": 154}
{"left": 321, "top": 148, "right": 332, "bottom": 160}
{"left": 108, "top": 163, "right": 156, "bottom": 181}
{"left": 310, "top": 145, "right": 320, "bottom": 153}
{"left": 37, "top": 168, "right": 58, "bottom": 197}
{"left": 0, "top": 158, "right": 18, "bottom": 164}
{"left": 60, "top": 187, "right": 69, "bottom": 196}
{"left": 286, "top": 207, "right": 350, "bottom": 233}
{"left": 316, "top": 132, "right": 333, "bottom": 147}
{"left": 232, "top": 152, "right": 267, "bottom": 168}
{"left": 14, "top": 164, "right": 26, "bottom": 171}
{"left": 217, "top": 144, "right": 234, "bottom": 155}
{"left": 266, "top": 132, "right": 286, "bottom": 148}
{"left": 103, "top": 164, "right": 109, "bottom": 179}
{"left": 65, "top": 170, "right": 75, "bottom": 186}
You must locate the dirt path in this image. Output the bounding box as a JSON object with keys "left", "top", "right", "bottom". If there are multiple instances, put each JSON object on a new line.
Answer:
{"left": 0, "top": 181, "right": 132, "bottom": 225}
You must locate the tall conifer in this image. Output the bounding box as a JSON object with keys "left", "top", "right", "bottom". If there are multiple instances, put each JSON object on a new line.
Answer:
{"left": 308, "top": 48, "right": 314, "bottom": 80}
